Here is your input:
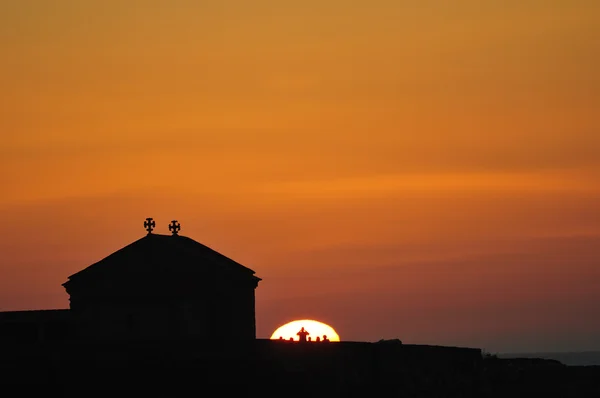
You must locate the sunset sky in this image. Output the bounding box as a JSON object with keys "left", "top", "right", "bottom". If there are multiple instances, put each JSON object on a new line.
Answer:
{"left": 1, "top": 1, "right": 599, "bottom": 353}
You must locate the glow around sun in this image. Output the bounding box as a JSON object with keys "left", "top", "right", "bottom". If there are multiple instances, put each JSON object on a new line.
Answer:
{"left": 270, "top": 319, "right": 341, "bottom": 342}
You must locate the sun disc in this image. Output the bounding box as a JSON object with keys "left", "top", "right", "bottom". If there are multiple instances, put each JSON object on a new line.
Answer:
{"left": 270, "top": 319, "right": 340, "bottom": 342}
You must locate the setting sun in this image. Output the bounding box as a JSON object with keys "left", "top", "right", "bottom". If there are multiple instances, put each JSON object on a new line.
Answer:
{"left": 270, "top": 319, "right": 341, "bottom": 342}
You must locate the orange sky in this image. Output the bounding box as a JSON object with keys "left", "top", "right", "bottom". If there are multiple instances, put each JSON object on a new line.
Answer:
{"left": 1, "top": 1, "right": 599, "bottom": 353}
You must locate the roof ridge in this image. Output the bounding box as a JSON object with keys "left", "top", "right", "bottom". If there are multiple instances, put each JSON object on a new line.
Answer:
{"left": 63, "top": 234, "right": 259, "bottom": 286}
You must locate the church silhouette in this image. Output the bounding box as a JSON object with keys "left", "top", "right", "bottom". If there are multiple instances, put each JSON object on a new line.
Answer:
{"left": 1, "top": 218, "right": 261, "bottom": 343}
{"left": 64, "top": 218, "right": 261, "bottom": 342}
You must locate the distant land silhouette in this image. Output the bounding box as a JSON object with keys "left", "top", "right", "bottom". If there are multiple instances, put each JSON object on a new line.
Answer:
{"left": 499, "top": 351, "right": 600, "bottom": 367}
{"left": 1, "top": 219, "right": 599, "bottom": 396}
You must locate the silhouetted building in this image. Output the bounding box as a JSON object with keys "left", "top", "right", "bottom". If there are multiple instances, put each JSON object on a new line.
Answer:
{"left": 1, "top": 219, "right": 261, "bottom": 342}
{"left": 63, "top": 222, "right": 261, "bottom": 341}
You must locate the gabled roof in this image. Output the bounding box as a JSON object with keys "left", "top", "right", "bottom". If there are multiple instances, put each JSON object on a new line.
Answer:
{"left": 63, "top": 233, "right": 260, "bottom": 288}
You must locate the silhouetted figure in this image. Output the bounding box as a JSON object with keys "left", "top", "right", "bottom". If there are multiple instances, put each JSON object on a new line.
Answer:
{"left": 308, "top": 336, "right": 312, "bottom": 342}
{"left": 289, "top": 337, "right": 294, "bottom": 341}
{"left": 297, "top": 327, "right": 309, "bottom": 342}
{"left": 279, "top": 336, "right": 283, "bottom": 340}
{"left": 316, "top": 336, "right": 321, "bottom": 342}
{"left": 322, "top": 335, "right": 329, "bottom": 342}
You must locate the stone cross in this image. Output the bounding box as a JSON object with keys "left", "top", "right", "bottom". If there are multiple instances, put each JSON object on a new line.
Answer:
{"left": 144, "top": 217, "right": 155, "bottom": 234}
{"left": 169, "top": 220, "right": 181, "bottom": 236}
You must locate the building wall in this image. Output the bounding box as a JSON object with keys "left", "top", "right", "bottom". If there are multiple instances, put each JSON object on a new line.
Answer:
{"left": 209, "top": 284, "right": 257, "bottom": 341}
{"left": 68, "top": 283, "right": 257, "bottom": 341}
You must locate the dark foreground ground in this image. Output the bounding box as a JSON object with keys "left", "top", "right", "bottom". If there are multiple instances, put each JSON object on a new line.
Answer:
{"left": 482, "top": 356, "right": 600, "bottom": 398}
{"left": 1, "top": 339, "right": 599, "bottom": 397}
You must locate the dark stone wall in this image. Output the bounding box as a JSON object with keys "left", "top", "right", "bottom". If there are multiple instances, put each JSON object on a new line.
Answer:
{"left": 0, "top": 338, "right": 484, "bottom": 397}
{"left": 0, "top": 310, "right": 72, "bottom": 343}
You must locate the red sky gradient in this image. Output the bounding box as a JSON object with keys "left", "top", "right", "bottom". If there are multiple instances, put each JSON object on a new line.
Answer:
{"left": 1, "top": 1, "right": 599, "bottom": 353}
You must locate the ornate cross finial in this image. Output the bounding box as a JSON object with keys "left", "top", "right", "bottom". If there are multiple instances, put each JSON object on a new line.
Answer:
{"left": 169, "top": 220, "right": 181, "bottom": 236}
{"left": 144, "top": 217, "right": 156, "bottom": 234}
